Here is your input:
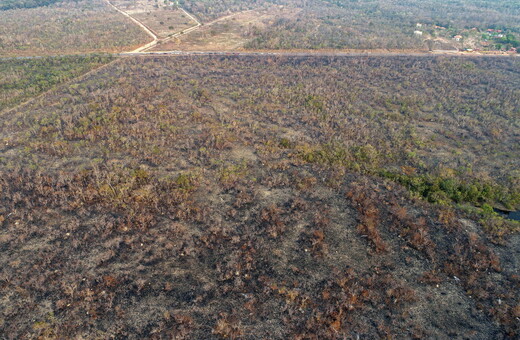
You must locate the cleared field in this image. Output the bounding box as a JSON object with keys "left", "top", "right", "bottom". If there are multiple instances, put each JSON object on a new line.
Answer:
{"left": 112, "top": 0, "right": 198, "bottom": 39}
{"left": 152, "top": 6, "right": 299, "bottom": 51}
{"left": 0, "top": 0, "right": 150, "bottom": 56}
{"left": 1, "top": 55, "right": 519, "bottom": 338}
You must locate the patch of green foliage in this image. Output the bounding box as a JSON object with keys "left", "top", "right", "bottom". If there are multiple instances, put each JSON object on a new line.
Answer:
{"left": 480, "top": 215, "right": 520, "bottom": 241}
{"left": 0, "top": 54, "right": 113, "bottom": 111}
{"left": 0, "top": 0, "right": 65, "bottom": 10}
{"left": 494, "top": 33, "right": 520, "bottom": 48}
{"left": 379, "top": 171, "right": 520, "bottom": 209}
{"left": 298, "top": 142, "right": 381, "bottom": 173}
{"left": 174, "top": 172, "right": 198, "bottom": 191}
{"left": 295, "top": 138, "right": 519, "bottom": 213}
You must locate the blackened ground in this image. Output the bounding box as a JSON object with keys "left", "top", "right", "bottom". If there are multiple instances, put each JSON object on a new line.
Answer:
{"left": 0, "top": 55, "right": 519, "bottom": 339}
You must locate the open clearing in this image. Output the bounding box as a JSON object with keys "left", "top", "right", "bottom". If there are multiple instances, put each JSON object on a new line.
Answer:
{"left": 151, "top": 6, "right": 301, "bottom": 51}
{"left": 111, "top": 0, "right": 198, "bottom": 39}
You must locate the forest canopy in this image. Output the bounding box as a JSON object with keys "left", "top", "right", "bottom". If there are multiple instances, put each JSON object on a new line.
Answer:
{"left": 0, "top": 0, "right": 66, "bottom": 10}
{"left": 0, "top": 54, "right": 113, "bottom": 110}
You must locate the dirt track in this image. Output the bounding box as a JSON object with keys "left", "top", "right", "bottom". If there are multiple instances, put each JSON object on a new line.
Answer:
{"left": 104, "top": 0, "right": 203, "bottom": 53}
{"left": 104, "top": 0, "right": 158, "bottom": 52}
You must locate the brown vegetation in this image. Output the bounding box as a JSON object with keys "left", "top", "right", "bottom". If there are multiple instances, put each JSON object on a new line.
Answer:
{"left": 0, "top": 0, "right": 149, "bottom": 56}
{"left": 180, "top": 0, "right": 520, "bottom": 51}
{"left": 0, "top": 55, "right": 519, "bottom": 338}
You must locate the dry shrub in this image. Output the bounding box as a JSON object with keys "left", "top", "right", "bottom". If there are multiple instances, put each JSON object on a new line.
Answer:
{"left": 213, "top": 314, "right": 243, "bottom": 339}
{"left": 347, "top": 186, "right": 388, "bottom": 252}
{"left": 260, "top": 205, "right": 286, "bottom": 238}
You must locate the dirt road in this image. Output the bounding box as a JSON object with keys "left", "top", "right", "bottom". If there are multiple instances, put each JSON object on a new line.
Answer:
{"left": 147, "top": 14, "right": 201, "bottom": 51}
{"left": 104, "top": 0, "right": 203, "bottom": 53}
{"left": 2, "top": 50, "right": 518, "bottom": 61}
{"left": 104, "top": 0, "right": 159, "bottom": 52}
{"left": 120, "top": 50, "right": 519, "bottom": 58}
{"left": 151, "top": 9, "right": 256, "bottom": 50}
